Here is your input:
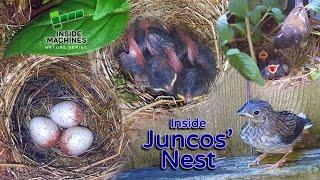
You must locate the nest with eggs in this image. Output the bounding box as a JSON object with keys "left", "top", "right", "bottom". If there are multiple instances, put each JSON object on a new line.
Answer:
{"left": 0, "top": 56, "right": 127, "bottom": 179}
{"left": 100, "top": 0, "right": 227, "bottom": 110}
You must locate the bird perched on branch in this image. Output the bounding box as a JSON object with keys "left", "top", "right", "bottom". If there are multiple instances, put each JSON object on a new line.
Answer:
{"left": 274, "top": 0, "right": 310, "bottom": 49}
{"left": 237, "top": 99, "right": 313, "bottom": 168}
{"left": 257, "top": 50, "right": 291, "bottom": 80}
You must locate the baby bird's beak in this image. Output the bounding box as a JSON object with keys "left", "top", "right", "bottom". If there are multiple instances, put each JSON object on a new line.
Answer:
{"left": 237, "top": 108, "right": 254, "bottom": 118}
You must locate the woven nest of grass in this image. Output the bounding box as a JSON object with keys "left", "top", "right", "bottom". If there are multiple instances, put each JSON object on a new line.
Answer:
{"left": 0, "top": 56, "right": 127, "bottom": 179}
{"left": 99, "top": 0, "right": 227, "bottom": 109}
{"left": 256, "top": 18, "right": 320, "bottom": 88}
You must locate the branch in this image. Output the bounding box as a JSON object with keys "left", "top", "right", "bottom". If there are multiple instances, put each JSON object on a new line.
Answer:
{"left": 245, "top": 16, "right": 256, "bottom": 60}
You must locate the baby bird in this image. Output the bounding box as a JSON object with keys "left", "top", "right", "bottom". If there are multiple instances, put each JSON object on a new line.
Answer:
{"left": 257, "top": 50, "right": 291, "bottom": 80}
{"left": 147, "top": 27, "right": 183, "bottom": 73}
{"left": 145, "top": 56, "right": 177, "bottom": 93}
{"left": 274, "top": 0, "right": 310, "bottom": 49}
{"left": 174, "top": 66, "right": 211, "bottom": 104}
{"left": 237, "top": 99, "right": 313, "bottom": 168}
{"left": 118, "top": 28, "right": 147, "bottom": 83}
{"left": 172, "top": 29, "right": 217, "bottom": 79}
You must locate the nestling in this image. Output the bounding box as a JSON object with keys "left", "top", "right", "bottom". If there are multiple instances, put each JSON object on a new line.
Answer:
{"left": 257, "top": 50, "right": 291, "bottom": 80}
{"left": 145, "top": 56, "right": 177, "bottom": 93}
{"left": 274, "top": 0, "right": 310, "bottom": 49}
{"left": 174, "top": 66, "right": 211, "bottom": 104}
{"left": 237, "top": 99, "right": 313, "bottom": 168}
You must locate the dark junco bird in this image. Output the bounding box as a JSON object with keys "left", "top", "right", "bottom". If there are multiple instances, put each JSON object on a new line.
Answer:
{"left": 237, "top": 99, "right": 313, "bottom": 168}
{"left": 257, "top": 50, "right": 291, "bottom": 80}
{"left": 145, "top": 56, "right": 177, "bottom": 93}
{"left": 274, "top": 0, "right": 311, "bottom": 49}
{"left": 174, "top": 66, "right": 211, "bottom": 104}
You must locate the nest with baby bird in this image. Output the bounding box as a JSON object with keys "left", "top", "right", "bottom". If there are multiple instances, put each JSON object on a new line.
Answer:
{"left": 0, "top": 56, "right": 127, "bottom": 179}
{"left": 223, "top": 0, "right": 320, "bottom": 89}
{"left": 256, "top": 17, "right": 320, "bottom": 88}
{"left": 99, "top": 0, "right": 228, "bottom": 111}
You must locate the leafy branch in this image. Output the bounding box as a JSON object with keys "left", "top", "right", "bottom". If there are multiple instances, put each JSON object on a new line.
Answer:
{"left": 217, "top": 0, "right": 285, "bottom": 86}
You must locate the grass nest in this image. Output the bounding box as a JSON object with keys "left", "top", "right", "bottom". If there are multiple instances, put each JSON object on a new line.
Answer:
{"left": 99, "top": 0, "right": 227, "bottom": 110}
{"left": 0, "top": 56, "right": 127, "bottom": 179}
{"left": 255, "top": 17, "right": 320, "bottom": 88}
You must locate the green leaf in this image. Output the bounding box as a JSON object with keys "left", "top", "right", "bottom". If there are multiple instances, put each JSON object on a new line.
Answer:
{"left": 249, "top": 7, "right": 262, "bottom": 25}
{"left": 231, "top": 22, "right": 246, "bottom": 35}
{"left": 262, "top": 0, "right": 279, "bottom": 8}
{"left": 4, "top": 0, "right": 130, "bottom": 58}
{"left": 308, "top": 0, "right": 320, "bottom": 13}
{"left": 252, "top": 27, "right": 263, "bottom": 43}
{"left": 311, "top": 71, "right": 320, "bottom": 80}
{"left": 93, "top": 0, "right": 130, "bottom": 20}
{"left": 271, "top": 7, "right": 284, "bottom": 22}
{"left": 217, "top": 13, "right": 234, "bottom": 47}
{"left": 229, "top": 0, "right": 248, "bottom": 18}
{"left": 255, "top": 5, "right": 269, "bottom": 12}
{"left": 248, "top": 0, "right": 260, "bottom": 10}
{"left": 226, "top": 48, "right": 265, "bottom": 86}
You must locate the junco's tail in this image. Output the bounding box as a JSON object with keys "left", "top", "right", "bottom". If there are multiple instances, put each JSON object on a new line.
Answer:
{"left": 298, "top": 113, "right": 313, "bottom": 129}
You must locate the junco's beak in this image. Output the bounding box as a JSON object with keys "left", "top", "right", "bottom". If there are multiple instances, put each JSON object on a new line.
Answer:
{"left": 237, "top": 108, "right": 254, "bottom": 118}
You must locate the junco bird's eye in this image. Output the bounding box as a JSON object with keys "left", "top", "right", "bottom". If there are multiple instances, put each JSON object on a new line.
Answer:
{"left": 253, "top": 110, "right": 260, "bottom": 115}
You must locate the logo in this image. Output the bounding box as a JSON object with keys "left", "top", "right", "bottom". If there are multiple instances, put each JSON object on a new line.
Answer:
{"left": 45, "top": 10, "right": 87, "bottom": 50}
{"left": 50, "top": 10, "right": 84, "bottom": 30}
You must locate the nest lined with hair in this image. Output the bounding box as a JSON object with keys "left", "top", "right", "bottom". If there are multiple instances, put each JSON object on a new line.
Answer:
{"left": 0, "top": 56, "right": 127, "bottom": 179}
{"left": 99, "top": 0, "right": 227, "bottom": 109}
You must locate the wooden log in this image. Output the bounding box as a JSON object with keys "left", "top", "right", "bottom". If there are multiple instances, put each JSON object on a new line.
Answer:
{"left": 117, "top": 148, "right": 320, "bottom": 179}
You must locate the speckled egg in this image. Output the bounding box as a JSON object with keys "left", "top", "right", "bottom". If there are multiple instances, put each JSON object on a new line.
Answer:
{"left": 29, "top": 117, "right": 60, "bottom": 148}
{"left": 59, "top": 126, "right": 94, "bottom": 156}
{"left": 49, "top": 101, "right": 85, "bottom": 128}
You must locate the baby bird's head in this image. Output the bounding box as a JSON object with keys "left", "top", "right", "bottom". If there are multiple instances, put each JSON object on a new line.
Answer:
{"left": 237, "top": 99, "right": 274, "bottom": 121}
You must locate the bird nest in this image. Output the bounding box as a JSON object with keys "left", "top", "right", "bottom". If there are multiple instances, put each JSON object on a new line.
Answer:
{"left": 0, "top": 56, "right": 127, "bottom": 179}
{"left": 255, "top": 18, "right": 320, "bottom": 88}
{"left": 99, "top": 0, "right": 227, "bottom": 109}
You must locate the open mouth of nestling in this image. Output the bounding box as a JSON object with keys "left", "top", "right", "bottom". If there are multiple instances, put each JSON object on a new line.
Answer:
{"left": 268, "top": 64, "right": 279, "bottom": 74}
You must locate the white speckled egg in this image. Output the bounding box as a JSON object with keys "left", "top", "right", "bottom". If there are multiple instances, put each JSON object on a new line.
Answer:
{"left": 59, "top": 126, "right": 94, "bottom": 156}
{"left": 50, "top": 101, "right": 85, "bottom": 128}
{"left": 29, "top": 117, "right": 60, "bottom": 148}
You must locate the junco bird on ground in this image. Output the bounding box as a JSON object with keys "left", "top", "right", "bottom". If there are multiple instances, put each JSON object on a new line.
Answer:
{"left": 237, "top": 99, "right": 313, "bottom": 168}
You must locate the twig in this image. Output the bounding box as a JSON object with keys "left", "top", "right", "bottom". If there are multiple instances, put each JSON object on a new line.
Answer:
{"left": 245, "top": 17, "right": 256, "bottom": 60}
{"left": 123, "top": 99, "right": 177, "bottom": 120}
{"left": 251, "top": 8, "right": 271, "bottom": 34}
{"left": 0, "top": 163, "right": 30, "bottom": 168}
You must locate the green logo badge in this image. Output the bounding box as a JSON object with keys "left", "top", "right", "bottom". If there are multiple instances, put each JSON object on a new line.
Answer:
{"left": 50, "top": 10, "right": 84, "bottom": 30}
